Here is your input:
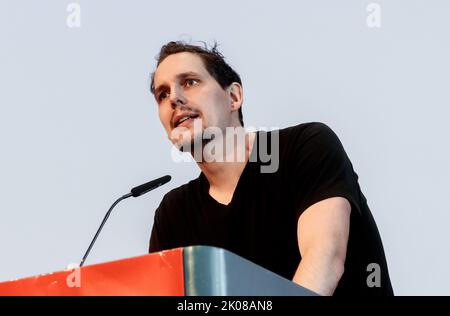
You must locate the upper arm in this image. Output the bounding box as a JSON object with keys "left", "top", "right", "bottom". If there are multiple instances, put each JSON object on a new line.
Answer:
{"left": 297, "top": 196, "right": 351, "bottom": 262}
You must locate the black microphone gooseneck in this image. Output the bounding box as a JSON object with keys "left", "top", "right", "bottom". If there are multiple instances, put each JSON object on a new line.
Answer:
{"left": 79, "top": 175, "right": 171, "bottom": 267}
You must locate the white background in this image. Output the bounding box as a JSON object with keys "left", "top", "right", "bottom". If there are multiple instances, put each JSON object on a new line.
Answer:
{"left": 1, "top": 0, "right": 449, "bottom": 295}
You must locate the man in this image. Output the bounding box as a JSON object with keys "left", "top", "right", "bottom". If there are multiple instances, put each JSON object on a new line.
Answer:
{"left": 148, "top": 41, "right": 394, "bottom": 296}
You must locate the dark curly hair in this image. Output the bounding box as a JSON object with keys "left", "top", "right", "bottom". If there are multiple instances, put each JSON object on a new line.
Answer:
{"left": 150, "top": 41, "right": 244, "bottom": 126}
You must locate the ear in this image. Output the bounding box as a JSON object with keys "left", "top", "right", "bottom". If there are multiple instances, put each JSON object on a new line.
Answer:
{"left": 228, "top": 82, "right": 243, "bottom": 113}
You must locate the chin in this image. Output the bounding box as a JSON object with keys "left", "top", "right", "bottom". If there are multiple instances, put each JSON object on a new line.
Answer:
{"left": 172, "top": 130, "right": 204, "bottom": 153}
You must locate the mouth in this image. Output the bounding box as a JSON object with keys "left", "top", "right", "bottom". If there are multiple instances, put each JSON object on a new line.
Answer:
{"left": 173, "top": 113, "right": 200, "bottom": 128}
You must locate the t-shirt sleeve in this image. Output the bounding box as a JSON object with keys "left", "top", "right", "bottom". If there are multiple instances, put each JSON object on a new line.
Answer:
{"left": 148, "top": 196, "right": 171, "bottom": 253}
{"left": 149, "top": 215, "right": 162, "bottom": 253}
{"left": 287, "top": 122, "right": 363, "bottom": 220}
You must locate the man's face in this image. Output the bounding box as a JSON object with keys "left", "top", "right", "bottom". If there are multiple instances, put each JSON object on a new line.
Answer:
{"left": 153, "top": 52, "right": 236, "bottom": 150}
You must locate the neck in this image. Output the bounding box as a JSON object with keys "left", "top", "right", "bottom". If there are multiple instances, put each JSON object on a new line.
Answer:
{"left": 197, "top": 130, "right": 256, "bottom": 193}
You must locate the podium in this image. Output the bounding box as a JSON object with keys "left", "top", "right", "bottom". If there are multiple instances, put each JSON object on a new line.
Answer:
{"left": 0, "top": 246, "right": 317, "bottom": 296}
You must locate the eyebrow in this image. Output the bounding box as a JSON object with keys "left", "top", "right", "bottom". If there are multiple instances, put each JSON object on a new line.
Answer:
{"left": 154, "top": 71, "right": 201, "bottom": 98}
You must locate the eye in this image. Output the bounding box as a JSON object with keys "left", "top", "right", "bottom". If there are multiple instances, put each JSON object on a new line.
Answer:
{"left": 184, "top": 79, "right": 199, "bottom": 88}
{"left": 158, "top": 91, "right": 169, "bottom": 102}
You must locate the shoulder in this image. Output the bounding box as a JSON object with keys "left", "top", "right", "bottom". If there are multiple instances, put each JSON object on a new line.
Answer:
{"left": 276, "top": 121, "right": 342, "bottom": 149}
{"left": 279, "top": 121, "right": 336, "bottom": 138}
{"left": 154, "top": 176, "right": 202, "bottom": 220}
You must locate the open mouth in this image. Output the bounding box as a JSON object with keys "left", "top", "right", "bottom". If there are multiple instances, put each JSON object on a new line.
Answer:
{"left": 174, "top": 113, "right": 200, "bottom": 128}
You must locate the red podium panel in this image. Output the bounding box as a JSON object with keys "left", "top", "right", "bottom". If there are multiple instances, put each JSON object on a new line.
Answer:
{"left": 0, "top": 248, "right": 184, "bottom": 296}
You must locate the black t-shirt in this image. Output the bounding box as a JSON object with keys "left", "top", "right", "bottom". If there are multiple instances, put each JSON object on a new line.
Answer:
{"left": 149, "top": 122, "right": 394, "bottom": 296}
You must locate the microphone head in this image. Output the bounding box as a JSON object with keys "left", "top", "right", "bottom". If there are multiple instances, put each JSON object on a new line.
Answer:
{"left": 130, "top": 175, "right": 171, "bottom": 197}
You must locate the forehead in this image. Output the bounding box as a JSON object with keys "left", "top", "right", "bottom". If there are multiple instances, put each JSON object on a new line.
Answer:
{"left": 154, "top": 52, "right": 209, "bottom": 86}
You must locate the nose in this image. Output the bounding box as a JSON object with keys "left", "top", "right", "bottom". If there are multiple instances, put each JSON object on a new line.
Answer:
{"left": 170, "top": 85, "right": 186, "bottom": 109}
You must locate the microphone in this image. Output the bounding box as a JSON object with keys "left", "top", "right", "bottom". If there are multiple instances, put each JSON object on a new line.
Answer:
{"left": 79, "top": 175, "right": 171, "bottom": 267}
{"left": 131, "top": 175, "right": 171, "bottom": 197}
